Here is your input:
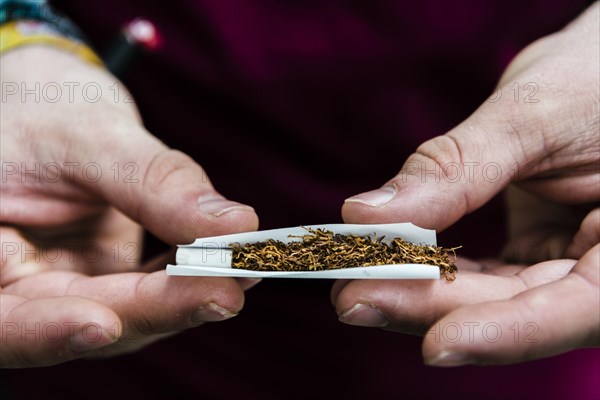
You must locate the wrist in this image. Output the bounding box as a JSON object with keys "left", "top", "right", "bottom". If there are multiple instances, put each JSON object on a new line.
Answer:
{"left": 0, "top": 20, "right": 103, "bottom": 66}
{"left": 0, "top": 0, "right": 102, "bottom": 66}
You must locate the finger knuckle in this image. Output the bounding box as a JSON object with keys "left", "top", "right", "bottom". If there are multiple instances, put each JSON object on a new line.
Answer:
{"left": 142, "top": 149, "right": 199, "bottom": 196}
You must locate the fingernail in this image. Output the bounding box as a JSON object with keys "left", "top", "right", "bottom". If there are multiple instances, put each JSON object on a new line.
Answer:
{"left": 191, "top": 302, "right": 238, "bottom": 323}
{"left": 338, "top": 303, "right": 389, "bottom": 327}
{"left": 425, "top": 350, "right": 473, "bottom": 367}
{"left": 197, "top": 195, "right": 255, "bottom": 217}
{"left": 344, "top": 185, "right": 397, "bottom": 207}
{"left": 68, "top": 328, "right": 116, "bottom": 354}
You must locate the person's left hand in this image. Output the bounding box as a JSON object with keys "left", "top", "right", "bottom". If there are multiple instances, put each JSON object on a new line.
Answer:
{"left": 332, "top": 3, "right": 599, "bottom": 366}
{"left": 0, "top": 46, "right": 260, "bottom": 367}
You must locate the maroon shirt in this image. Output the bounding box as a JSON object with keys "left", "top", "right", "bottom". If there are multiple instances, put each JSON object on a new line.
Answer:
{"left": 5, "top": 1, "right": 599, "bottom": 399}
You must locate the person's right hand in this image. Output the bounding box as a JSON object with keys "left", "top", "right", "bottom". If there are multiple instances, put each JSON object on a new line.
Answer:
{"left": 334, "top": 2, "right": 599, "bottom": 366}
{"left": 0, "top": 46, "right": 259, "bottom": 368}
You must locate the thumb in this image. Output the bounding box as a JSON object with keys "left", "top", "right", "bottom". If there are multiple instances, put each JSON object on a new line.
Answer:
{"left": 342, "top": 11, "right": 599, "bottom": 231}
{"left": 343, "top": 103, "right": 533, "bottom": 230}
{"left": 72, "top": 125, "right": 258, "bottom": 244}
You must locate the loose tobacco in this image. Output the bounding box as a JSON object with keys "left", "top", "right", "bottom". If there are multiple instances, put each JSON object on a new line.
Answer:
{"left": 230, "top": 227, "right": 460, "bottom": 281}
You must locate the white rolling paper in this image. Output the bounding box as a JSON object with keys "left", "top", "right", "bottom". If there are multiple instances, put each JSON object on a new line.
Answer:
{"left": 166, "top": 223, "right": 440, "bottom": 279}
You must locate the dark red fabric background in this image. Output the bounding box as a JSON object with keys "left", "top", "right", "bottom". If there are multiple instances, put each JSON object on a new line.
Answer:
{"left": 4, "top": 1, "right": 599, "bottom": 399}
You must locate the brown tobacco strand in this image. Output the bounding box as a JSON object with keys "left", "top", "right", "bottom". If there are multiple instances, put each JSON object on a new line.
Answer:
{"left": 230, "top": 228, "right": 460, "bottom": 281}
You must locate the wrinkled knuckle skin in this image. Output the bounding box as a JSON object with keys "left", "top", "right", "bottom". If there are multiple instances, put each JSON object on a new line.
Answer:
{"left": 414, "top": 135, "right": 466, "bottom": 179}
{"left": 133, "top": 149, "right": 200, "bottom": 224}
{"left": 141, "top": 149, "right": 198, "bottom": 196}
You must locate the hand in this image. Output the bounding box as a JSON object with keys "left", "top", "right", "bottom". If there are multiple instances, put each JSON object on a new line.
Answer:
{"left": 333, "top": 3, "right": 599, "bottom": 366}
{"left": 0, "top": 46, "right": 259, "bottom": 367}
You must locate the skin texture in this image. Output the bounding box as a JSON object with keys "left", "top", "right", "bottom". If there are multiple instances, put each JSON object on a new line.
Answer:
{"left": 0, "top": 46, "right": 260, "bottom": 367}
{"left": 1, "top": 4, "right": 597, "bottom": 370}
{"left": 335, "top": 3, "right": 599, "bottom": 366}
